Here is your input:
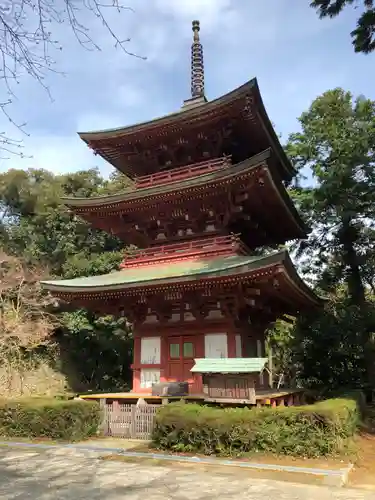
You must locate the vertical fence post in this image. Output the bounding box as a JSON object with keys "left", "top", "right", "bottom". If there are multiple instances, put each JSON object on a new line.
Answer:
{"left": 99, "top": 398, "right": 107, "bottom": 436}
{"left": 130, "top": 405, "right": 137, "bottom": 439}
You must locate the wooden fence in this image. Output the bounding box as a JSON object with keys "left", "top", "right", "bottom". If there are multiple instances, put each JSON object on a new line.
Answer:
{"left": 100, "top": 402, "right": 158, "bottom": 440}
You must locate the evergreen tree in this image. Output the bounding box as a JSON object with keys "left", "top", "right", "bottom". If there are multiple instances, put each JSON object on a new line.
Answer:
{"left": 287, "top": 88, "right": 375, "bottom": 387}
{"left": 311, "top": 0, "right": 375, "bottom": 53}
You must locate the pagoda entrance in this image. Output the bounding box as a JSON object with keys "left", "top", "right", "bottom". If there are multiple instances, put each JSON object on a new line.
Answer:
{"left": 167, "top": 336, "right": 196, "bottom": 384}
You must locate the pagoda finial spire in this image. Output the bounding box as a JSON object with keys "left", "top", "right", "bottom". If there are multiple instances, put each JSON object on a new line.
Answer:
{"left": 191, "top": 20, "right": 205, "bottom": 98}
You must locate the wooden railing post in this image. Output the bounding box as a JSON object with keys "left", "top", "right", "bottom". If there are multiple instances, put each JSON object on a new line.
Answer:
{"left": 130, "top": 404, "right": 137, "bottom": 438}
{"left": 135, "top": 156, "right": 232, "bottom": 189}
{"left": 99, "top": 398, "right": 108, "bottom": 436}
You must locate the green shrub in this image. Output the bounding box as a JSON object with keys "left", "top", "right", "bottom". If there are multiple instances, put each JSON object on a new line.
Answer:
{"left": 152, "top": 396, "right": 361, "bottom": 458}
{"left": 0, "top": 398, "right": 102, "bottom": 441}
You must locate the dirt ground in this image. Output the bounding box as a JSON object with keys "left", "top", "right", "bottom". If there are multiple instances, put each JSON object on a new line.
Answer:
{"left": 3, "top": 431, "right": 375, "bottom": 490}
{"left": 84, "top": 435, "right": 375, "bottom": 490}
{"left": 0, "top": 446, "right": 371, "bottom": 500}
{"left": 347, "top": 433, "right": 375, "bottom": 489}
{"left": 83, "top": 437, "right": 346, "bottom": 468}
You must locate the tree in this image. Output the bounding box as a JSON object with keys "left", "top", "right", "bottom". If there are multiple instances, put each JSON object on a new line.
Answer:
{"left": 0, "top": 0, "right": 144, "bottom": 155}
{"left": 287, "top": 88, "right": 375, "bottom": 386}
{"left": 293, "top": 297, "right": 369, "bottom": 390}
{"left": 0, "top": 167, "right": 131, "bottom": 274}
{"left": 310, "top": 0, "right": 375, "bottom": 53}
{"left": 0, "top": 252, "right": 59, "bottom": 395}
{"left": 0, "top": 167, "right": 135, "bottom": 392}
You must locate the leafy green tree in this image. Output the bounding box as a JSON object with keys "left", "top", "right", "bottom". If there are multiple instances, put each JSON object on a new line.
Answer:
{"left": 311, "top": 0, "right": 375, "bottom": 53}
{"left": 293, "top": 297, "right": 369, "bottom": 390}
{"left": 0, "top": 166, "right": 135, "bottom": 392}
{"left": 57, "top": 310, "right": 133, "bottom": 392}
{"left": 286, "top": 88, "right": 375, "bottom": 387}
{"left": 266, "top": 318, "right": 295, "bottom": 387}
{"left": 0, "top": 167, "right": 131, "bottom": 275}
{"left": 288, "top": 88, "right": 375, "bottom": 300}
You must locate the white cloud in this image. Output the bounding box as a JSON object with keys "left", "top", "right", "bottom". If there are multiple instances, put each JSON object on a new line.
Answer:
{"left": 0, "top": 0, "right": 373, "bottom": 178}
{"left": 0, "top": 134, "right": 110, "bottom": 177}
{"left": 154, "top": 0, "right": 232, "bottom": 28}
{"left": 76, "top": 113, "right": 126, "bottom": 133}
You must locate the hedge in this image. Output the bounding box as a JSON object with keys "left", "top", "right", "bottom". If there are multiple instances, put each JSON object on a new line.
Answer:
{"left": 152, "top": 395, "right": 361, "bottom": 458}
{"left": 0, "top": 398, "right": 102, "bottom": 441}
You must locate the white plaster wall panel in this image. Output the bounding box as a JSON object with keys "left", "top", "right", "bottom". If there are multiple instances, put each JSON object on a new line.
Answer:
{"left": 207, "top": 309, "right": 224, "bottom": 319}
{"left": 235, "top": 334, "right": 242, "bottom": 357}
{"left": 140, "top": 369, "right": 160, "bottom": 389}
{"left": 184, "top": 312, "right": 195, "bottom": 321}
{"left": 144, "top": 314, "right": 158, "bottom": 323}
{"left": 204, "top": 333, "right": 228, "bottom": 358}
{"left": 141, "top": 337, "right": 161, "bottom": 364}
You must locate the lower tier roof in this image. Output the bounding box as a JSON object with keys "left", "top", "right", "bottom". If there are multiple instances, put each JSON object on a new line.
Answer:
{"left": 41, "top": 250, "right": 322, "bottom": 311}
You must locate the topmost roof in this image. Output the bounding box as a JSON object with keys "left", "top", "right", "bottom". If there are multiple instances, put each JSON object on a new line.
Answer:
{"left": 79, "top": 78, "right": 295, "bottom": 181}
{"left": 78, "top": 79, "right": 255, "bottom": 141}
{"left": 77, "top": 21, "right": 296, "bottom": 181}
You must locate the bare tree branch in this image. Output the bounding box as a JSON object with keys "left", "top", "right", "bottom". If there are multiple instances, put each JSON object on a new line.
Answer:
{"left": 0, "top": 0, "right": 144, "bottom": 156}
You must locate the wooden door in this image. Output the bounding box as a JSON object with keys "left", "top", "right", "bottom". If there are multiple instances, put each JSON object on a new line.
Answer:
{"left": 168, "top": 336, "right": 196, "bottom": 382}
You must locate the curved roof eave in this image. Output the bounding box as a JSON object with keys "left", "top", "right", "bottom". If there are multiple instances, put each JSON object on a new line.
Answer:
{"left": 78, "top": 79, "right": 257, "bottom": 141}
{"left": 59, "top": 149, "right": 306, "bottom": 237}
{"left": 77, "top": 77, "right": 295, "bottom": 180}
{"left": 41, "top": 251, "right": 287, "bottom": 292}
{"left": 252, "top": 79, "right": 295, "bottom": 179}
{"left": 281, "top": 251, "right": 326, "bottom": 306}
{"left": 40, "top": 249, "right": 323, "bottom": 307}
{"left": 61, "top": 149, "right": 271, "bottom": 207}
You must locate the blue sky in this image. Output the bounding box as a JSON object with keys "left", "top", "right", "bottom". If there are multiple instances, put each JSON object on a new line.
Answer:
{"left": 0, "top": 0, "right": 373, "bottom": 178}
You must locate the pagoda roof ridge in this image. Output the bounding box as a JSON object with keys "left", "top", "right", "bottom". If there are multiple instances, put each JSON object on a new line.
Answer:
{"left": 40, "top": 249, "right": 324, "bottom": 309}
{"left": 42, "top": 250, "right": 287, "bottom": 291}
{"left": 61, "top": 148, "right": 271, "bottom": 205}
{"left": 78, "top": 78, "right": 257, "bottom": 139}
{"left": 60, "top": 148, "right": 307, "bottom": 240}
{"left": 78, "top": 78, "right": 295, "bottom": 181}
{"left": 61, "top": 148, "right": 288, "bottom": 207}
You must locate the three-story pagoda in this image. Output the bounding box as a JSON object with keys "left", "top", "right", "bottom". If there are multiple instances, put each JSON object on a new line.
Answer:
{"left": 42, "top": 21, "right": 322, "bottom": 400}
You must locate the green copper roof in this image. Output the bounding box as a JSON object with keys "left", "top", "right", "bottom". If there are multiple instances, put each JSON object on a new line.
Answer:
{"left": 41, "top": 252, "right": 284, "bottom": 292}
{"left": 40, "top": 250, "right": 323, "bottom": 308}
{"left": 191, "top": 358, "right": 268, "bottom": 373}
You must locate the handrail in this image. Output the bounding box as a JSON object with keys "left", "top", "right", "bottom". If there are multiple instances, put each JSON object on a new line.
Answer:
{"left": 126, "top": 234, "right": 238, "bottom": 258}
{"left": 120, "top": 234, "right": 247, "bottom": 268}
{"left": 135, "top": 156, "right": 231, "bottom": 189}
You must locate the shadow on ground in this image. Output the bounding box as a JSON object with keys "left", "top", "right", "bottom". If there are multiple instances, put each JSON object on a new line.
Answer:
{"left": 0, "top": 447, "right": 372, "bottom": 500}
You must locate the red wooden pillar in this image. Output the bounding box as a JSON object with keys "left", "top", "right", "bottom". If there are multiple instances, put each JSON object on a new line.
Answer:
{"left": 132, "top": 336, "right": 142, "bottom": 392}
{"left": 227, "top": 331, "right": 237, "bottom": 358}
{"left": 160, "top": 335, "right": 168, "bottom": 383}
{"left": 192, "top": 334, "right": 204, "bottom": 393}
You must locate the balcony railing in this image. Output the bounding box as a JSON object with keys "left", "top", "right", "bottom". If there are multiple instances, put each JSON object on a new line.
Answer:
{"left": 135, "top": 156, "right": 231, "bottom": 190}
{"left": 120, "top": 234, "right": 248, "bottom": 268}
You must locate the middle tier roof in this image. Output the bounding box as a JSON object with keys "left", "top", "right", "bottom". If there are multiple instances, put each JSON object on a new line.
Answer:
{"left": 62, "top": 149, "right": 306, "bottom": 250}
